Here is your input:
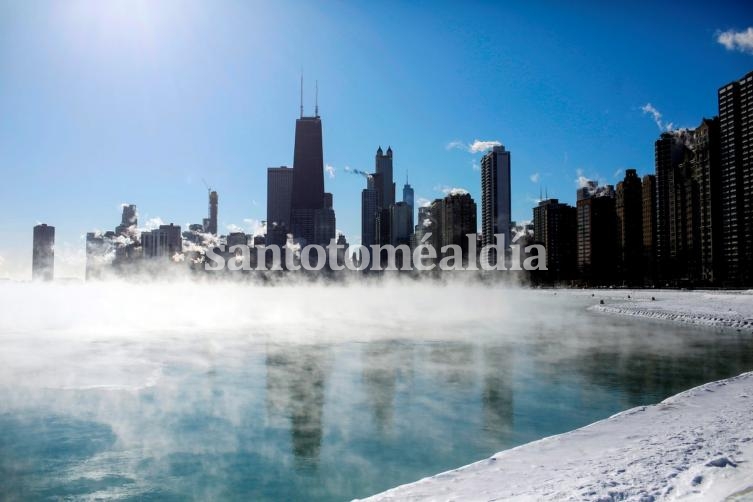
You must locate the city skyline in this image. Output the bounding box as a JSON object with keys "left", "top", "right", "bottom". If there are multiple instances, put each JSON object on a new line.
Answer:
{"left": 2, "top": 1, "right": 753, "bottom": 278}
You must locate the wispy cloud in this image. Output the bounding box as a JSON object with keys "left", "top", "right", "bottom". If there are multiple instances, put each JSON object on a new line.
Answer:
{"left": 641, "top": 103, "right": 674, "bottom": 131}
{"left": 716, "top": 27, "right": 753, "bottom": 55}
{"left": 226, "top": 223, "right": 244, "bottom": 234}
{"left": 446, "top": 140, "right": 466, "bottom": 151}
{"left": 529, "top": 172, "right": 541, "bottom": 183}
{"left": 416, "top": 197, "right": 432, "bottom": 208}
{"left": 613, "top": 168, "right": 624, "bottom": 179}
{"left": 446, "top": 139, "right": 502, "bottom": 154}
{"left": 325, "top": 164, "right": 336, "bottom": 179}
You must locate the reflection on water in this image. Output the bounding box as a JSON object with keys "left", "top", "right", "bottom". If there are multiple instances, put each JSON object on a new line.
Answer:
{"left": 1, "top": 295, "right": 753, "bottom": 500}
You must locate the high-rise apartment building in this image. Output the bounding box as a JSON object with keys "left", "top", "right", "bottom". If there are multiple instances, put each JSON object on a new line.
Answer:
{"left": 642, "top": 174, "right": 657, "bottom": 284}
{"left": 481, "top": 145, "right": 511, "bottom": 260}
{"left": 577, "top": 187, "right": 617, "bottom": 284}
{"left": 718, "top": 70, "right": 753, "bottom": 285}
{"left": 616, "top": 169, "right": 643, "bottom": 284}
{"left": 441, "top": 192, "right": 477, "bottom": 260}
{"left": 533, "top": 199, "right": 577, "bottom": 282}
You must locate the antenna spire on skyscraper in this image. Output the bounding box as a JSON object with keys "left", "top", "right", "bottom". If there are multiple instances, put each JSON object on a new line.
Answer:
{"left": 315, "top": 80, "right": 319, "bottom": 117}
{"left": 300, "top": 73, "right": 304, "bottom": 118}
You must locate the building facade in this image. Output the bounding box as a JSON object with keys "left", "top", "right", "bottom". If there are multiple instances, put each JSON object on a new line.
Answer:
{"left": 481, "top": 145, "right": 511, "bottom": 260}
{"left": 267, "top": 166, "right": 294, "bottom": 247}
{"left": 32, "top": 223, "right": 55, "bottom": 281}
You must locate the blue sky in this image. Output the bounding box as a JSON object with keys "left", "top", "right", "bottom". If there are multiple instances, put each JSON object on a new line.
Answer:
{"left": 1, "top": 0, "right": 752, "bottom": 278}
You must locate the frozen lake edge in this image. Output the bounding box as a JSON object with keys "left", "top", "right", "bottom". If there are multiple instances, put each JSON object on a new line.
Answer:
{"left": 364, "top": 290, "right": 753, "bottom": 501}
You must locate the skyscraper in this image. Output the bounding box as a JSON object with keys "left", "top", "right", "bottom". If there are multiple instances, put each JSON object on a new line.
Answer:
{"left": 533, "top": 199, "right": 577, "bottom": 282}
{"left": 361, "top": 186, "right": 378, "bottom": 249}
{"left": 481, "top": 145, "right": 511, "bottom": 257}
{"left": 267, "top": 166, "right": 294, "bottom": 247}
{"left": 290, "top": 110, "right": 325, "bottom": 245}
{"left": 718, "top": 71, "right": 753, "bottom": 285}
{"left": 694, "top": 117, "right": 722, "bottom": 283}
{"left": 142, "top": 224, "right": 182, "bottom": 259}
{"left": 441, "top": 192, "right": 477, "bottom": 260}
{"left": 402, "top": 177, "right": 414, "bottom": 232}
{"left": 642, "top": 174, "right": 657, "bottom": 284}
{"left": 654, "top": 132, "right": 687, "bottom": 282}
{"left": 390, "top": 201, "right": 412, "bottom": 246}
{"left": 314, "top": 192, "right": 336, "bottom": 246}
{"left": 616, "top": 169, "right": 643, "bottom": 284}
{"left": 375, "top": 147, "right": 395, "bottom": 209}
{"left": 32, "top": 224, "right": 55, "bottom": 281}
{"left": 204, "top": 191, "right": 218, "bottom": 235}
{"left": 577, "top": 187, "right": 617, "bottom": 285}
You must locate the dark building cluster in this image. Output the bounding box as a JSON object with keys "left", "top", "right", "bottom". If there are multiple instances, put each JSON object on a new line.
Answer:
{"left": 531, "top": 70, "right": 753, "bottom": 287}
{"left": 30, "top": 71, "right": 753, "bottom": 285}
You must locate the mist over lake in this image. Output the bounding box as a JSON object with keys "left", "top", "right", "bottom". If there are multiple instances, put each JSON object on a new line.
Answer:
{"left": 1, "top": 281, "right": 752, "bottom": 500}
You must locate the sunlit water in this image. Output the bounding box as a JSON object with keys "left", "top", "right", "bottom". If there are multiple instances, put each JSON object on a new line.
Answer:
{"left": 1, "top": 282, "right": 752, "bottom": 500}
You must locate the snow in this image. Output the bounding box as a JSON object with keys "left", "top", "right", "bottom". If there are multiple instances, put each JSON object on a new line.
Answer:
{"left": 363, "top": 290, "right": 753, "bottom": 502}
{"left": 586, "top": 289, "right": 753, "bottom": 333}
{"left": 362, "top": 371, "right": 753, "bottom": 501}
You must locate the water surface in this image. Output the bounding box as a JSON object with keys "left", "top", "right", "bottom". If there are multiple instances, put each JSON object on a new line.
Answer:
{"left": 1, "top": 284, "right": 751, "bottom": 500}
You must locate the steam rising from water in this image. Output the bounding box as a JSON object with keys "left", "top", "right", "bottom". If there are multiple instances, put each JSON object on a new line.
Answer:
{"left": 2, "top": 281, "right": 753, "bottom": 500}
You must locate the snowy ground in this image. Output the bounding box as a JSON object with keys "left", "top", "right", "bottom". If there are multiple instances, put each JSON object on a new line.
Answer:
{"left": 362, "top": 371, "right": 753, "bottom": 502}
{"left": 363, "top": 290, "right": 753, "bottom": 502}
{"left": 585, "top": 289, "right": 753, "bottom": 333}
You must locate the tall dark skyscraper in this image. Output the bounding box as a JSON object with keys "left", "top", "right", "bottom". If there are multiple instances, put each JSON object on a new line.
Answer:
{"left": 390, "top": 201, "right": 413, "bottom": 246}
{"left": 642, "top": 174, "right": 657, "bottom": 284}
{"left": 375, "top": 147, "right": 395, "bottom": 209}
{"left": 577, "top": 185, "right": 617, "bottom": 285}
{"left": 616, "top": 169, "right": 643, "bottom": 284}
{"left": 718, "top": 70, "right": 753, "bottom": 285}
{"left": 203, "top": 191, "right": 218, "bottom": 235}
{"left": 441, "top": 192, "right": 477, "bottom": 260}
{"left": 402, "top": 177, "right": 414, "bottom": 231}
{"left": 533, "top": 199, "right": 577, "bottom": 282}
{"left": 32, "top": 223, "right": 55, "bottom": 281}
{"left": 481, "top": 145, "right": 512, "bottom": 251}
{"left": 693, "top": 117, "right": 722, "bottom": 283}
{"left": 654, "top": 132, "right": 687, "bottom": 281}
{"left": 290, "top": 109, "right": 326, "bottom": 245}
{"left": 267, "top": 166, "right": 294, "bottom": 247}
{"left": 361, "top": 185, "right": 378, "bottom": 249}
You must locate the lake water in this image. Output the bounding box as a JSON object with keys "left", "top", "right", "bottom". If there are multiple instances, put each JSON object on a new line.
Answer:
{"left": 1, "top": 283, "right": 752, "bottom": 500}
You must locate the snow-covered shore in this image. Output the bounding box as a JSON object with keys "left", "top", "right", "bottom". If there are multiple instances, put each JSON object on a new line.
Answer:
{"left": 364, "top": 291, "right": 753, "bottom": 501}
{"left": 362, "top": 371, "right": 753, "bottom": 501}
{"left": 586, "top": 289, "right": 753, "bottom": 333}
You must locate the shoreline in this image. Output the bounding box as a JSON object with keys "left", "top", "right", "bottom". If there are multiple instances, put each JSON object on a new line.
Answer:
{"left": 362, "top": 371, "right": 753, "bottom": 501}
{"left": 583, "top": 289, "right": 753, "bottom": 334}
{"left": 363, "top": 290, "right": 753, "bottom": 501}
